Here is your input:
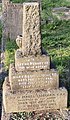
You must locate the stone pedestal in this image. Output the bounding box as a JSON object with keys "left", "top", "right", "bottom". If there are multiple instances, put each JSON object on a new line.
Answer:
{"left": 3, "top": 78, "right": 67, "bottom": 113}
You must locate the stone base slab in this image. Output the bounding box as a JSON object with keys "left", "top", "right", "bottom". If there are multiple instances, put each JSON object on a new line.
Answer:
{"left": 3, "top": 79, "right": 67, "bottom": 113}
{"left": 15, "top": 53, "right": 50, "bottom": 71}
{"left": 9, "top": 64, "right": 59, "bottom": 91}
{"left": 2, "top": 105, "right": 69, "bottom": 120}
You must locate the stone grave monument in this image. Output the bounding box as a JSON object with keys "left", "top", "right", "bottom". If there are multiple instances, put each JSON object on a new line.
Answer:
{"left": 2, "top": 2, "right": 68, "bottom": 115}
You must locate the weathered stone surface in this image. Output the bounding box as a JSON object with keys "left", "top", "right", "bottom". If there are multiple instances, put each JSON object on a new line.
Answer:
{"left": 15, "top": 53, "right": 50, "bottom": 71}
{"left": 9, "top": 64, "right": 59, "bottom": 91}
{"left": 2, "top": 0, "right": 23, "bottom": 40}
{"left": 22, "top": 3, "right": 41, "bottom": 55}
{"left": 3, "top": 79, "right": 67, "bottom": 113}
{"left": 52, "top": 7, "right": 70, "bottom": 20}
{"left": 1, "top": 105, "right": 11, "bottom": 120}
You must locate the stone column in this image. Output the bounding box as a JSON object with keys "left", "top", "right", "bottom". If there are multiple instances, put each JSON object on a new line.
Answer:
{"left": 22, "top": 2, "right": 42, "bottom": 56}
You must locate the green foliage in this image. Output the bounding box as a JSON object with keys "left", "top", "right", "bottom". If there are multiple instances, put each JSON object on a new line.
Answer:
{"left": 42, "top": 0, "right": 70, "bottom": 9}
{"left": 10, "top": 0, "right": 32, "bottom": 3}
{"left": 41, "top": 0, "right": 70, "bottom": 106}
{"left": 42, "top": 19, "right": 70, "bottom": 73}
{"left": 42, "top": 19, "right": 70, "bottom": 106}
{"left": 11, "top": 0, "right": 70, "bottom": 5}
{"left": 4, "top": 40, "right": 18, "bottom": 70}
{"left": 41, "top": 0, "right": 70, "bottom": 27}
{"left": 10, "top": 0, "right": 25, "bottom": 3}
{"left": 42, "top": 20, "right": 70, "bottom": 49}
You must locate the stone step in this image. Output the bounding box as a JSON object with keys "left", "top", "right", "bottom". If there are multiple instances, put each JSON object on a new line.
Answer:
{"left": 3, "top": 79, "right": 67, "bottom": 113}
{"left": 9, "top": 64, "right": 59, "bottom": 91}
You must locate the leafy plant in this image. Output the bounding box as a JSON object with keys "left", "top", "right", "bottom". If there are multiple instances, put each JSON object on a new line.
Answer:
{"left": 4, "top": 39, "right": 18, "bottom": 70}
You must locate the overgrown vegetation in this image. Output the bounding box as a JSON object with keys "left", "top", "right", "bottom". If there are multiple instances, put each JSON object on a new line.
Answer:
{"left": 42, "top": 19, "right": 70, "bottom": 106}
{"left": 4, "top": 40, "right": 18, "bottom": 70}
{"left": 4, "top": 0, "right": 70, "bottom": 107}
{"left": 10, "top": 0, "right": 70, "bottom": 6}
{"left": 42, "top": 0, "right": 70, "bottom": 8}
{"left": 41, "top": 0, "right": 70, "bottom": 106}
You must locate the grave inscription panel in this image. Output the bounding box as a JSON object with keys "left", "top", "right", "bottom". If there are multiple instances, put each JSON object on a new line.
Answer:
{"left": 9, "top": 64, "right": 59, "bottom": 91}
{"left": 15, "top": 54, "right": 50, "bottom": 71}
{"left": 3, "top": 79, "right": 67, "bottom": 113}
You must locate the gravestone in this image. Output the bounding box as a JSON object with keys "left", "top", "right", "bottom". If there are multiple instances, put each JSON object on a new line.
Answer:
{"left": 2, "top": 2, "right": 67, "bottom": 117}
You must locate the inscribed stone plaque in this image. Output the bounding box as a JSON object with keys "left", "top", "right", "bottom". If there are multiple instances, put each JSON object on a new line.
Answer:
{"left": 9, "top": 64, "right": 59, "bottom": 91}
{"left": 15, "top": 53, "right": 50, "bottom": 71}
{"left": 22, "top": 2, "right": 41, "bottom": 55}
{"left": 3, "top": 78, "right": 67, "bottom": 113}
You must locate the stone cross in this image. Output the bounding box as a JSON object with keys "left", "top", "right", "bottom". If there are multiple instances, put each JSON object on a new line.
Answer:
{"left": 16, "top": 2, "right": 42, "bottom": 56}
